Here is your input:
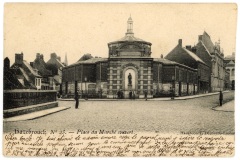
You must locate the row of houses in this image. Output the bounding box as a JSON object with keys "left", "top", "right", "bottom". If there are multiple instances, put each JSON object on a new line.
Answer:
{"left": 4, "top": 52, "right": 67, "bottom": 93}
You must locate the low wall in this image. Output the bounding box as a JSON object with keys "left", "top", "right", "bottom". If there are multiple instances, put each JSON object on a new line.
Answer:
{"left": 4, "top": 90, "right": 57, "bottom": 110}
{"left": 4, "top": 101, "right": 58, "bottom": 118}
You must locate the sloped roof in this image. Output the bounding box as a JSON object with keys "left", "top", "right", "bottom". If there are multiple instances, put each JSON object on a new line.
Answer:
{"left": 153, "top": 58, "right": 197, "bottom": 71}
{"left": 154, "top": 58, "right": 178, "bottom": 65}
{"left": 199, "top": 40, "right": 211, "bottom": 56}
{"left": 33, "top": 59, "right": 52, "bottom": 76}
{"left": 19, "top": 67, "right": 31, "bottom": 82}
{"left": 78, "top": 53, "right": 93, "bottom": 61}
{"left": 4, "top": 70, "right": 25, "bottom": 90}
{"left": 67, "top": 58, "right": 108, "bottom": 67}
{"left": 19, "top": 67, "right": 37, "bottom": 89}
{"left": 56, "top": 59, "right": 65, "bottom": 67}
{"left": 201, "top": 31, "right": 215, "bottom": 53}
{"left": 47, "top": 57, "right": 65, "bottom": 68}
{"left": 23, "top": 61, "right": 41, "bottom": 77}
{"left": 182, "top": 47, "right": 206, "bottom": 64}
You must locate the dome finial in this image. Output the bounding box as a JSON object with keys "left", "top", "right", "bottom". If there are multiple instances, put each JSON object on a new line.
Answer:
{"left": 126, "top": 16, "right": 134, "bottom": 36}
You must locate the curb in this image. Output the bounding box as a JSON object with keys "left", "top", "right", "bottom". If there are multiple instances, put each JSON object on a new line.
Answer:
{"left": 58, "top": 91, "right": 231, "bottom": 102}
{"left": 211, "top": 100, "right": 234, "bottom": 112}
{"left": 4, "top": 106, "right": 71, "bottom": 122}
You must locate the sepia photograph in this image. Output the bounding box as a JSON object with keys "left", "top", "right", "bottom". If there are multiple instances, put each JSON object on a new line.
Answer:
{"left": 2, "top": 2, "right": 238, "bottom": 157}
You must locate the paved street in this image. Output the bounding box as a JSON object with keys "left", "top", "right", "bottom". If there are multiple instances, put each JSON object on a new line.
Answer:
{"left": 213, "top": 100, "right": 235, "bottom": 112}
{"left": 4, "top": 91, "right": 234, "bottom": 134}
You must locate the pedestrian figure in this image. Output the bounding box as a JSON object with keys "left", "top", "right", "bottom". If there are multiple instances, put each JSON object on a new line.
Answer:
{"left": 117, "top": 90, "right": 121, "bottom": 99}
{"left": 144, "top": 90, "right": 147, "bottom": 101}
{"left": 132, "top": 91, "right": 135, "bottom": 100}
{"left": 129, "top": 90, "right": 132, "bottom": 99}
{"left": 219, "top": 91, "right": 223, "bottom": 106}
{"left": 75, "top": 91, "right": 79, "bottom": 109}
{"left": 57, "top": 92, "right": 60, "bottom": 98}
{"left": 120, "top": 90, "right": 123, "bottom": 99}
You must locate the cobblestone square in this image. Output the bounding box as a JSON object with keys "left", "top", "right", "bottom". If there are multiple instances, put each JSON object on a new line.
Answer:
{"left": 4, "top": 92, "right": 234, "bottom": 134}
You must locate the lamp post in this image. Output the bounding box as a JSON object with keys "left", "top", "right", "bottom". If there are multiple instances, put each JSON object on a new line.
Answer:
{"left": 84, "top": 76, "right": 88, "bottom": 100}
{"left": 171, "top": 76, "right": 175, "bottom": 100}
{"left": 100, "top": 84, "right": 103, "bottom": 98}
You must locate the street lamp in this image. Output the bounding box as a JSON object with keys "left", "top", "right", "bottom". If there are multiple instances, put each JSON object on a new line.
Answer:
{"left": 100, "top": 84, "right": 103, "bottom": 98}
{"left": 171, "top": 76, "right": 175, "bottom": 100}
{"left": 84, "top": 76, "right": 88, "bottom": 100}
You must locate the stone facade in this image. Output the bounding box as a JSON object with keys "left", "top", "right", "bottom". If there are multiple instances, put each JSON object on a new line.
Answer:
{"left": 62, "top": 17, "right": 200, "bottom": 99}
{"left": 224, "top": 52, "right": 235, "bottom": 90}
{"left": 195, "top": 32, "right": 227, "bottom": 92}
{"left": 107, "top": 17, "right": 153, "bottom": 98}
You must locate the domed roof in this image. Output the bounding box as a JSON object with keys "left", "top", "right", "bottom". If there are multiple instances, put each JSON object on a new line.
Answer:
{"left": 78, "top": 53, "right": 93, "bottom": 62}
{"left": 110, "top": 34, "right": 150, "bottom": 44}
{"left": 109, "top": 17, "right": 151, "bottom": 45}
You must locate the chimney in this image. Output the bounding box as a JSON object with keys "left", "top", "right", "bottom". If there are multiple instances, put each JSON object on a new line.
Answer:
{"left": 198, "top": 35, "right": 203, "bottom": 41}
{"left": 191, "top": 46, "right": 197, "bottom": 54}
{"left": 186, "top": 45, "right": 192, "bottom": 51}
{"left": 30, "top": 62, "right": 34, "bottom": 67}
{"left": 15, "top": 52, "right": 24, "bottom": 65}
{"left": 160, "top": 54, "right": 163, "bottom": 58}
{"left": 40, "top": 54, "right": 44, "bottom": 60}
{"left": 178, "top": 39, "right": 182, "bottom": 47}
{"left": 36, "top": 53, "right": 41, "bottom": 59}
{"left": 51, "top": 53, "right": 57, "bottom": 59}
{"left": 4, "top": 57, "right": 10, "bottom": 70}
{"left": 57, "top": 56, "right": 61, "bottom": 61}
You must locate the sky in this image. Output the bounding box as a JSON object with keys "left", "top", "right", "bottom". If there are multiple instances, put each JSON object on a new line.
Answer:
{"left": 4, "top": 3, "right": 237, "bottom": 65}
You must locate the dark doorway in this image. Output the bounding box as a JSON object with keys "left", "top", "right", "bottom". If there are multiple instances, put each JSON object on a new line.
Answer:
{"left": 232, "top": 80, "right": 235, "bottom": 90}
{"left": 179, "top": 82, "right": 182, "bottom": 96}
{"left": 65, "top": 82, "right": 68, "bottom": 94}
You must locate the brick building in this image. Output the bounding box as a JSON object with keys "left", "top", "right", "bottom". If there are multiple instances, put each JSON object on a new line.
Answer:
{"left": 165, "top": 39, "right": 210, "bottom": 93}
{"left": 31, "top": 53, "right": 53, "bottom": 90}
{"left": 46, "top": 53, "right": 66, "bottom": 92}
{"left": 62, "top": 17, "right": 199, "bottom": 98}
{"left": 4, "top": 57, "right": 25, "bottom": 90}
{"left": 10, "top": 53, "right": 42, "bottom": 90}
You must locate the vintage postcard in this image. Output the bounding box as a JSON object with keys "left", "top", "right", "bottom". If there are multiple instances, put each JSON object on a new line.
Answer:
{"left": 3, "top": 3, "right": 237, "bottom": 157}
